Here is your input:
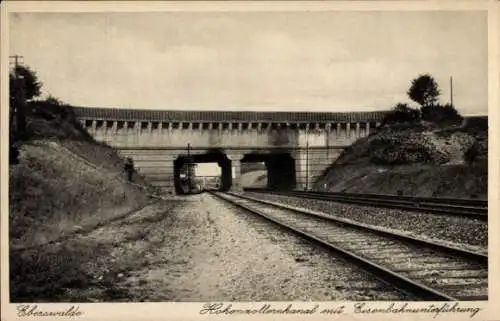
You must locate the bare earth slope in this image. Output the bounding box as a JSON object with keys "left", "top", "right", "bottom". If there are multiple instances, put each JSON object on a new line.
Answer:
{"left": 314, "top": 120, "right": 487, "bottom": 199}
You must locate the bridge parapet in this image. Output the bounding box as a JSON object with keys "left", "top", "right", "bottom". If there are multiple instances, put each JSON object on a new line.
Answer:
{"left": 73, "top": 106, "right": 388, "bottom": 122}
{"left": 75, "top": 107, "right": 386, "bottom": 149}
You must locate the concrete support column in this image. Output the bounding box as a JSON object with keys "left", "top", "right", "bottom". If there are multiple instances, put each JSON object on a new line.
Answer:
{"left": 124, "top": 121, "right": 129, "bottom": 131}
{"left": 325, "top": 123, "right": 331, "bottom": 147}
{"left": 147, "top": 121, "right": 153, "bottom": 134}
{"left": 209, "top": 122, "right": 213, "bottom": 130}
{"left": 257, "top": 123, "right": 262, "bottom": 131}
{"left": 238, "top": 123, "right": 243, "bottom": 131}
{"left": 101, "top": 121, "right": 107, "bottom": 135}
{"left": 107, "top": 121, "right": 113, "bottom": 135}
{"left": 356, "top": 122, "right": 360, "bottom": 137}
{"left": 101, "top": 121, "right": 108, "bottom": 136}
{"left": 336, "top": 123, "right": 341, "bottom": 137}
{"left": 158, "top": 121, "right": 163, "bottom": 134}
{"left": 231, "top": 159, "right": 242, "bottom": 191}
{"left": 91, "top": 120, "right": 97, "bottom": 133}
{"left": 366, "top": 122, "right": 370, "bottom": 136}
{"left": 111, "top": 121, "right": 118, "bottom": 134}
{"left": 346, "top": 123, "right": 351, "bottom": 137}
{"left": 188, "top": 122, "right": 193, "bottom": 130}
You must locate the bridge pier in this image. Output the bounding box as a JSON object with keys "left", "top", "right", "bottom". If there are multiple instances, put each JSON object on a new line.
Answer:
{"left": 231, "top": 160, "right": 242, "bottom": 191}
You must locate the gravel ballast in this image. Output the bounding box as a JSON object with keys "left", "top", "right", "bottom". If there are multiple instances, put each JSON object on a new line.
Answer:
{"left": 243, "top": 192, "right": 487, "bottom": 254}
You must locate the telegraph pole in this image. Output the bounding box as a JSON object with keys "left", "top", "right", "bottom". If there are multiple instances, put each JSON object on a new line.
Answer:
{"left": 305, "top": 137, "right": 309, "bottom": 191}
{"left": 187, "top": 143, "right": 191, "bottom": 192}
{"left": 450, "top": 76, "right": 454, "bottom": 106}
{"left": 9, "top": 55, "right": 27, "bottom": 139}
{"left": 10, "top": 54, "right": 23, "bottom": 67}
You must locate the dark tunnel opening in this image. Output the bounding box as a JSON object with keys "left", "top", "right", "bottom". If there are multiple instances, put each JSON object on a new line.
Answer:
{"left": 241, "top": 153, "right": 296, "bottom": 191}
{"left": 173, "top": 151, "right": 232, "bottom": 195}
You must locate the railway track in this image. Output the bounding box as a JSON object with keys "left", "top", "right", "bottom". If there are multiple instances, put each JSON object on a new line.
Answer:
{"left": 211, "top": 191, "right": 488, "bottom": 301}
{"left": 244, "top": 188, "right": 487, "bottom": 221}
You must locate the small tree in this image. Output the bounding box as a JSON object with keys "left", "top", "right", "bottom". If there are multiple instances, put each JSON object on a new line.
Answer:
{"left": 10, "top": 65, "right": 42, "bottom": 102}
{"left": 382, "top": 103, "right": 421, "bottom": 124}
{"left": 10, "top": 65, "right": 42, "bottom": 140}
{"left": 407, "top": 74, "right": 440, "bottom": 107}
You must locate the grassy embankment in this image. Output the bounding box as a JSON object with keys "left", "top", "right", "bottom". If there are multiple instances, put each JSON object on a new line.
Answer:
{"left": 315, "top": 118, "right": 488, "bottom": 199}
{"left": 9, "top": 101, "right": 159, "bottom": 301}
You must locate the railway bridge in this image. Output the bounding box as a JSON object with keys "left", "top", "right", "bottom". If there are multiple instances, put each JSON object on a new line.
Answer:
{"left": 73, "top": 107, "right": 387, "bottom": 193}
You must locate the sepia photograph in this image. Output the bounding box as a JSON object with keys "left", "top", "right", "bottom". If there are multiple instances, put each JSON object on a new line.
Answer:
{"left": 1, "top": 1, "right": 497, "bottom": 320}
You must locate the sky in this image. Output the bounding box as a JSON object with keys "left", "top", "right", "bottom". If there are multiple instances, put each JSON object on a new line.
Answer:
{"left": 195, "top": 163, "right": 221, "bottom": 177}
{"left": 9, "top": 11, "right": 488, "bottom": 115}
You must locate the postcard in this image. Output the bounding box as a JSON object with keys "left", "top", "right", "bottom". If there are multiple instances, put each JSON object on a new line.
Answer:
{"left": 1, "top": 1, "right": 498, "bottom": 320}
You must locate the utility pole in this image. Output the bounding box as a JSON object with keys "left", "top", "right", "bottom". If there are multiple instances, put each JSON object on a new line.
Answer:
{"left": 450, "top": 76, "right": 454, "bottom": 106}
{"left": 305, "top": 137, "right": 309, "bottom": 191}
{"left": 187, "top": 143, "right": 191, "bottom": 192}
{"left": 9, "top": 55, "right": 26, "bottom": 139}
{"left": 10, "top": 54, "right": 23, "bottom": 67}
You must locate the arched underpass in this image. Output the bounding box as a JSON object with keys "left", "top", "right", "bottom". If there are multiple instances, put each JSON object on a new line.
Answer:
{"left": 241, "top": 153, "right": 296, "bottom": 190}
{"left": 174, "top": 150, "right": 231, "bottom": 194}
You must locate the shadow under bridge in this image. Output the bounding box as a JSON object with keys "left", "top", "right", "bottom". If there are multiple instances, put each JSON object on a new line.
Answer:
{"left": 241, "top": 152, "right": 296, "bottom": 190}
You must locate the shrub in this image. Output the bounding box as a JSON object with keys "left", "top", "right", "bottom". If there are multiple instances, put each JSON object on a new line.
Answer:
{"left": 421, "top": 103, "right": 463, "bottom": 125}
{"left": 465, "top": 140, "right": 487, "bottom": 165}
{"left": 382, "top": 103, "right": 421, "bottom": 125}
{"left": 465, "top": 143, "right": 479, "bottom": 164}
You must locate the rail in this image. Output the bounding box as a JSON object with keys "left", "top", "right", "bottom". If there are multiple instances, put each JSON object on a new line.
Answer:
{"left": 243, "top": 188, "right": 487, "bottom": 221}
{"left": 211, "top": 191, "right": 487, "bottom": 301}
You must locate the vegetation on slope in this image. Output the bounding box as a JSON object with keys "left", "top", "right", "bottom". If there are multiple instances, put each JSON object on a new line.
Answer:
{"left": 315, "top": 122, "right": 487, "bottom": 198}
{"left": 315, "top": 74, "right": 487, "bottom": 199}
